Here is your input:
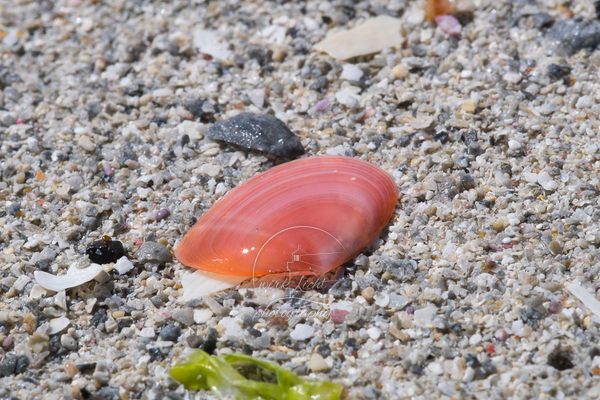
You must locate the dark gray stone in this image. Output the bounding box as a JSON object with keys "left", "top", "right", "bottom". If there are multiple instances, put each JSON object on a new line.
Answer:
{"left": 548, "top": 19, "right": 600, "bottom": 55}
{"left": 136, "top": 242, "right": 171, "bottom": 264}
{"left": 0, "top": 354, "right": 29, "bottom": 377}
{"left": 159, "top": 324, "right": 181, "bottom": 342}
{"left": 532, "top": 13, "right": 555, "bottom": 29}
{"left": 208, "top": 113, "right": 305, "bottom": 158}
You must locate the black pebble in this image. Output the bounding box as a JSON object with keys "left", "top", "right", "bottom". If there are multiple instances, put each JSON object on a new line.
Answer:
{"left": 160, "top": 324, "right": 181, "bottom": 342}
{"left": 548, "top": 348, "right": 574, "bottom": 371}
{"left": 201, "top": 328, "right": 219, "bottom": 355}
{"left": 148, "top": 347, "right": 163, "bottom": 362}
{"left": 208, "top": 113, "right": 305, "bottom": 159}
{"left": 248, "top": 328, "right": 262, "bottom": 337}
{"left": 85, "top": 240, "right": 125, "bottom": 264}
{"left": 547, "top": 64, "right": 570, "bottom": 81}
{"left": 433, "top": 131, "right": 449, "bottom": 144}
{"left": 343, "top": 338, "right": 359, "bottom": 350}
{"left": 596, "top": 1, "right": 600, "bottom": 20}
{"left": 316, "top": 345, "right": 331, "bottom": 357}
{"left": 465, "top": 354, "right": 480, "bottom": 368}
{"left": 76, "top": 362, "right": 97, "bottom": 373}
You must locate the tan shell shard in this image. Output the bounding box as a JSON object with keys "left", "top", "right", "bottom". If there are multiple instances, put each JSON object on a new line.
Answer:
{"left": 175, "top": 156, "right": 398, "bottom": 277}
{"left": 314, "top": 15, "right": 403, "bottom": 60}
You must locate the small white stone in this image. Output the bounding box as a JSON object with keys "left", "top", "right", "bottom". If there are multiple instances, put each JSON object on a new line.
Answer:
{"left": 508, "top": 140, "right": 522, "bottom": 150}
{"left": 523, "top": 172, "right": 538, "bottom": 183}
{"left": 77, "top": 136, "right": 95, "bottom": 152}
{"left": 503, "top": 72, "right": 522, "bottom": 84}
{"left": 113, "top": 257, "right": 134, "bottom": 274}
{"left": 469, "top": 333, "right": 482, "bottom": 346}
{"left": 414, "top": 306, "right": 437, "bottom": 328}
{"left": 309, "top": 353, "right": 329, "bottom": 372}
{"left": 462, "top": 367, "right": 475, "bottom": 382}
{"left": 576, "top": 95, "right": 592, "bottom": 109}
{"left": 48, "top": 317, "right": 70, "bottom": 335}
{"left": 218, "top": 317, "right": 244, "bottom": 340}
{"left": 30, "top": 284, "right": 47, "bottom": 300}
{"left": 335, "top": 86, "right": 361, "bottom": 108}
{"left": 248, "top": 89, "right": 265, "bottom": 108}
{"left": 199, "top": 163, "right": 222, "bottom": 177}
{"left": 153, "top": 88, "right": 174, "bottom": 98}
{"left": 341, "top": 64, "right": 363, "bottom": 81}
{"left": 367, "top": 327, "right": 381, "bottom": 340}
{"left": 13, "top": 275, "right": 31, "bottom": 291}
{"left": 290, "top": 324, "right": 315, "bottom": 340}
{"left": 139, "top": 327, "right": 156, "bottom": 338}
{"left": 194, "top": 308, "right": 214, "bottom": 324}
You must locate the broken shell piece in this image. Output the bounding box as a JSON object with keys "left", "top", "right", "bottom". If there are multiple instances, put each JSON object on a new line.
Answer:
{"left": 314, "top": 15, "right": 403, "bottom": 60}
{"left": 34, "top": 262, "right": 103, "bottom": 292}
{"left": 180, "top": 269, "right": 248, "bottom": 302}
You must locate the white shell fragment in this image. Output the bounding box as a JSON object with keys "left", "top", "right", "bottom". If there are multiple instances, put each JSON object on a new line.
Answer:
{"left": 314, "top": 15, "right": 403, "bottom": 60}
{"left": 180, "top": 269, "right": 249, "bottom": 302}
{"left": 567, "top": 282, "right": 600, "bottom": 318}
{"left": 193, "top": 29, "right": 232, "bottom": 61}
{"left": 34, "top": 262, "right": 103, "bottom": 292}
{"left": 113, "top": 256, "right": 134, "bottom": 275}
{"left": 48, "top": 317, "right": 70, "bottom": 335}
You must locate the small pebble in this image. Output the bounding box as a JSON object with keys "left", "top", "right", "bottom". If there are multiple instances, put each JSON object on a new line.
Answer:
{"left": 290, "top": 324, "right": 314, "bottom": 341}
{"left": 155, "top": 208, "right": 170, "bottom": 222}
{"left": 361, "top": 287, "right": 375, "bottom": 302}
{"left": 159, "top": 324, "right": 181, "bottom": 342}
{"left": 309, "top": 353, "right": 329, "bottom": 372}
{"left": 136, "top": 242, "right": 171, "bottom": 264}
{"left": 392, "top": 64, "right": 408, "bottom": 79}
{"left": 330, "top": 309, "right": 349, "bottom": 324}
{"left": 86, "top": 240, "right": 125, "bottom": 264}
{"left": 548, "top": 301, "right": 564, "bottom": 314}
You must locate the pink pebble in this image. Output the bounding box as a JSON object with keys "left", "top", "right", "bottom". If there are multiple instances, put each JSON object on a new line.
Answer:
{"left": 330, "top": 309, "right": 349, "bottom": 324}
{"left": 102, "top": 161, "right": 114, "bottom": 177}
{"left": 314, "top": 99, "right": 331, "bottom": 111}
{"left": 435, "top": 15, "right": 462, "bottom": 37}
{"left": 2, "top": 336, "right": 13, "bottom": 348}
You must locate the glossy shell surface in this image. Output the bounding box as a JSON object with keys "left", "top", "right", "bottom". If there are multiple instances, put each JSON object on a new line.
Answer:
{"left": 175, "top": 156, "right": 398, "bottom": 276}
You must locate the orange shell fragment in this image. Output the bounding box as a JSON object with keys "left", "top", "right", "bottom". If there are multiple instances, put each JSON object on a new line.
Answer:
{"left": 425, "top": 0, "right": 457, "bottom": 22}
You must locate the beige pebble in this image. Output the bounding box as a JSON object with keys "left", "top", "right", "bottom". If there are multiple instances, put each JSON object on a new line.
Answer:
{"left": 550, "top": 240, "right": 563, "bottom": 255}
{"left": 77, "top": 136, "right": 96, "bottom": 152}
{"left": 112, "top": 310, "right": 125, "bottom": 319}
{"left": 392, "top": 64, "right": 408, "bottom": 79}
{"left": 309, "top": 353, "right": 329, "bottom": 372}
{"left": 461, "top": 99, "right": 476, "bottom": 113}
{"left": 272, "top": 49, "right": 287, "bottom": 62}
{"left": 361, "top": 287, "right": 375, "bottom": 302}
{"left": 64, "top": 362, "right": 78, "bottom": 378}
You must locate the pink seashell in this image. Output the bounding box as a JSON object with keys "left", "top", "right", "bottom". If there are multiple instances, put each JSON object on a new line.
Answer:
{"left": 175, "top": 156, "right": 398, "bottom": 277}
{"left": 435, "top": 15, "right": 462, "bottom": 37}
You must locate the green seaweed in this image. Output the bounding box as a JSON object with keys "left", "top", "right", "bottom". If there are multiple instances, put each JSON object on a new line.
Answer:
{"left": 170, "top": 349, "right": 343, "bottom": 400}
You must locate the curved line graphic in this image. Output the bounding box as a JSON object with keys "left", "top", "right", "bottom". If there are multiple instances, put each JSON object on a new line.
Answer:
{"left": 251, "top": 225, "right": 346, "bottom": 287}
